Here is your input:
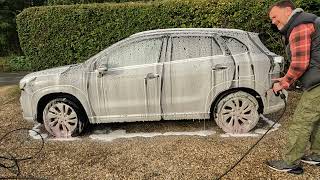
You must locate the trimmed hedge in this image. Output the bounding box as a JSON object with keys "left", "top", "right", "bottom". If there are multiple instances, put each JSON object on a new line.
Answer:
{"left": 16, "top": 0, "right": 319, "bottom": 70}
{"left": 8, "top": 56, "right": 32, "bottom": 72}
{"left": 47, "top": 0, "right": 153, "bottom": 5}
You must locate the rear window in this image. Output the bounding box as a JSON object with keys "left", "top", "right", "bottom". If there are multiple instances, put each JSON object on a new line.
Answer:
{"left": 171, "top": 36, "right": 222, "bottom": 61}
{"left": 249, "top": 33, "right": 275, "bottom": 55}
{"left": 222, "top": 37, "right": 248, "bottom": 55}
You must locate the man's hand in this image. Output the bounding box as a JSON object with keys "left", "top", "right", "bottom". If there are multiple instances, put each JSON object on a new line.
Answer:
{"left": 271, "top": 77, "right": 284, "bottom": 93}
{"left": 272, "top": 82, "right": 284, "bottom": 93}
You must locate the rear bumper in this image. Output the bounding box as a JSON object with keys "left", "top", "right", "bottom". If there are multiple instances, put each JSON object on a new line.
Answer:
{"left": 263, "top": 90, "right": 288, "bottom": 114}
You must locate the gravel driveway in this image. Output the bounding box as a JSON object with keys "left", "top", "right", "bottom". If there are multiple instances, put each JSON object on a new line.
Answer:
{"left": 0, "top": 85, "right": 319, "bottom": 179}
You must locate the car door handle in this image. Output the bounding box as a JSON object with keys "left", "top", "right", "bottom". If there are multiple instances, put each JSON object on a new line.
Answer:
{"left": 95, "top": 64, "right": 108, "bottom": 78}
{"left": 145, "top": 73, "right": 160, "bottom": 80}
{"left": 212, "top": 65, "right": 228, "bottom": 71}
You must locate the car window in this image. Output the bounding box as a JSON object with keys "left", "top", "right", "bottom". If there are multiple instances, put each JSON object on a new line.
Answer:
{"left": 250, "top": 33, "right": 274, "bottom": 55}
{"left": 107, "top": 38, "right": 163, "bottom": 68}
{"left": 223, "top": 37, "right": 248, "bottom": 55}
{"left": 171, "top": 36, "right": 222, "bottom": 61}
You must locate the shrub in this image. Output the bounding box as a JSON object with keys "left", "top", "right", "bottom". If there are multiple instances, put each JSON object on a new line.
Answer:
{"left": 16, "top": 0, "right": 319, "bottom": 70}
{"left": 8, "top": 56, "right": 32, "bottom": 72}
{"left": 47, "top": 0, "right": 152, "bottom": 5}
{"left": 296, "top": 0, "right": 320, "bottom": 16}
{"left": 0, "top": 0, "right": 46, "bottom": 56}
{"left": 0, "top": 0, "right": 24, "bottom": 56}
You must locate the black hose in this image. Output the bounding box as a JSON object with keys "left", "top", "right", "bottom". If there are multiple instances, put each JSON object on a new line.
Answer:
{"left": 0, "top": 128, "right": 45, "bottom": 179}
{"left": 216, "top": 92, "right": 287, "bottom": 180}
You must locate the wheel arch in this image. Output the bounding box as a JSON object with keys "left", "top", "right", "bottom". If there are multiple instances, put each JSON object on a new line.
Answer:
{"left": 36, "top": 92, "right": 89, "bottom": 124}
{"left": 209, "top": 87, "right": 264, "bottom": 119}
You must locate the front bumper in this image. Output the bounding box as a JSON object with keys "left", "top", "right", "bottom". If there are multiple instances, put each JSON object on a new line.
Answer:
{"left": 20, "top": 90, "right": 35, "bottom": 122}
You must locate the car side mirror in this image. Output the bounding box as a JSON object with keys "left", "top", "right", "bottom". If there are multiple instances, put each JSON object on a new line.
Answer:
{"left": 96, "top": 64, "right": 108, "bottom": 77}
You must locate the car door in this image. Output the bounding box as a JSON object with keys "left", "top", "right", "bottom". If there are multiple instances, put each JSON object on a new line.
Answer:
{"left": 161, "top": 34, "right": 235, "bottom": 120}
{"left": 89, "top": 36, "right": 166, "bottom": 122}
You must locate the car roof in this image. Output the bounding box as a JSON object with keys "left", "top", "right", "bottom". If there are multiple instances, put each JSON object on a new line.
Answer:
{"left": 130, "top": 28, "right": 249, "bottom": 38}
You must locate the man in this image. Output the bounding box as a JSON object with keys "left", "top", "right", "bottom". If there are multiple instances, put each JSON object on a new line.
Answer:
{"left": 267, "top": 0, "right": 320, "bottom": 174}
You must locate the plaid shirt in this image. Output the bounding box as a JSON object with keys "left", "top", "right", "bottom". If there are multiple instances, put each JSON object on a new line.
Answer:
{"left": 280, "top": 23, "right": 315, "bottom": 89}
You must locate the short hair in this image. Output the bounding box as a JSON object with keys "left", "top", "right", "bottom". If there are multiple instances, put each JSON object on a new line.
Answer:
{"left": 268, "top": 0, "right": 296, "bottom": 14}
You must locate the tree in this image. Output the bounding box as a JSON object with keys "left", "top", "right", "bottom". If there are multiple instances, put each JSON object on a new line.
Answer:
{"left": 0, "top": 0, "right": 25, "bottom": 55}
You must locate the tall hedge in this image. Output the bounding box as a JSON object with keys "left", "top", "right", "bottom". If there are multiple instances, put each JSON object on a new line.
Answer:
{"left": 16, "top": 0, "right": 319, "bottom": 70}
{"left": 47, "top": 0, "right": 154, "bottom": 5}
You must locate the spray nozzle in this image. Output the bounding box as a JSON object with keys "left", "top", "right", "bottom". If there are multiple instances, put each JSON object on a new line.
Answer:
{"left": 271, "top": 81, "right": 286, "bottom": 100}
{"left": 274, "top": 90, "right": 286, "bottom": 100}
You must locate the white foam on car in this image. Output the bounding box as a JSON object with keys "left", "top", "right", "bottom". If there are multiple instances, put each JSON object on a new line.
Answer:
{"left": 89, "top": 130, "right": 215, "bottom": 142}
{"left": 220, "top": 115, "right": 281, "bottom": 138}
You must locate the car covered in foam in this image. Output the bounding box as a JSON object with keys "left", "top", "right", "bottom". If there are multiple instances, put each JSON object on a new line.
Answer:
{"left": 19, "top": 28, "right": 286, "bottom": 137}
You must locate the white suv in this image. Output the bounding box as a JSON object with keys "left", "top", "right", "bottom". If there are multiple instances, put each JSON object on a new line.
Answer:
{"left": 19, "top": 28, "right": 286, "bottom": 137}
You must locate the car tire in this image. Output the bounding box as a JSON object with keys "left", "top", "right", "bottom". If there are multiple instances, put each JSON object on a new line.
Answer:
{"left": 214, "top": 91, "right": 259, "bottom": 133}
{"left": 42, "top": 97, "right": 86, "bottom": 137}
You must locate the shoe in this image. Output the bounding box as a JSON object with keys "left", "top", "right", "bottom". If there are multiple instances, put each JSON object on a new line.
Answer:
{"left": 266, "top": 160, "right": 303, "bottom": 174}
{"left": 301, "top": 154, "right": 320, "bottom": 165}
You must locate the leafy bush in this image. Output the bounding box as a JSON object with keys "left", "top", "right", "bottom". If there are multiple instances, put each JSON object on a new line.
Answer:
{"left": 0, "top": 0, "right": 25, "bottom": 56}
{"left": 47, "top": 0, "right": 152, "bottom": 5}
{"left": 16, "top": 0, "right": 319, "bottom": 70}
{"left": 296, "top": 0, "right": 320, "bottom": 16}
{"left": 7, "top": 56, "right": 32, "bottom": 72}
{"left": 0, "top": 0, "right": 46, "bottom": 56}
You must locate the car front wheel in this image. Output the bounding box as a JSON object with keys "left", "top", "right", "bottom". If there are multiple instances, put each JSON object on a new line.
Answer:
{"left": 42, "top": 97, "right": 85, "bottom": 137}
{"left": 214, "top": 91, "right": 259, "bottom": 134}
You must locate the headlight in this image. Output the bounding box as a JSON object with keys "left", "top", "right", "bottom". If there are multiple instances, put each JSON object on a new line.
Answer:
{"left": 19, "top": 81, "right": 26, "bottom": 90}
{"left": 19, "top": 77, "right": 37, "bottom": 91}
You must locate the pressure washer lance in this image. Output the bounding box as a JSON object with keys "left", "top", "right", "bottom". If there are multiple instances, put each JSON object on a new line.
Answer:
{"left": 215, "top": 88, "right": 287, "bottom": 180}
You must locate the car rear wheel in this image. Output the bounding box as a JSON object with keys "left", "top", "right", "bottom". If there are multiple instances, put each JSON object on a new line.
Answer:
{"left": 214, "top": 91, "right": 259, "bottom": 133}
{"left": 43, "top": 97, "right": 85, "bottom": 137}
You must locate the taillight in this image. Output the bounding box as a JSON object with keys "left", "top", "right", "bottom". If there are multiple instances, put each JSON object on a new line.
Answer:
{"left": 273, "top": 56, "right": 284, "bottom": 64}
{"left": 273, "top": 56, "right": 284, "bottom": 72}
